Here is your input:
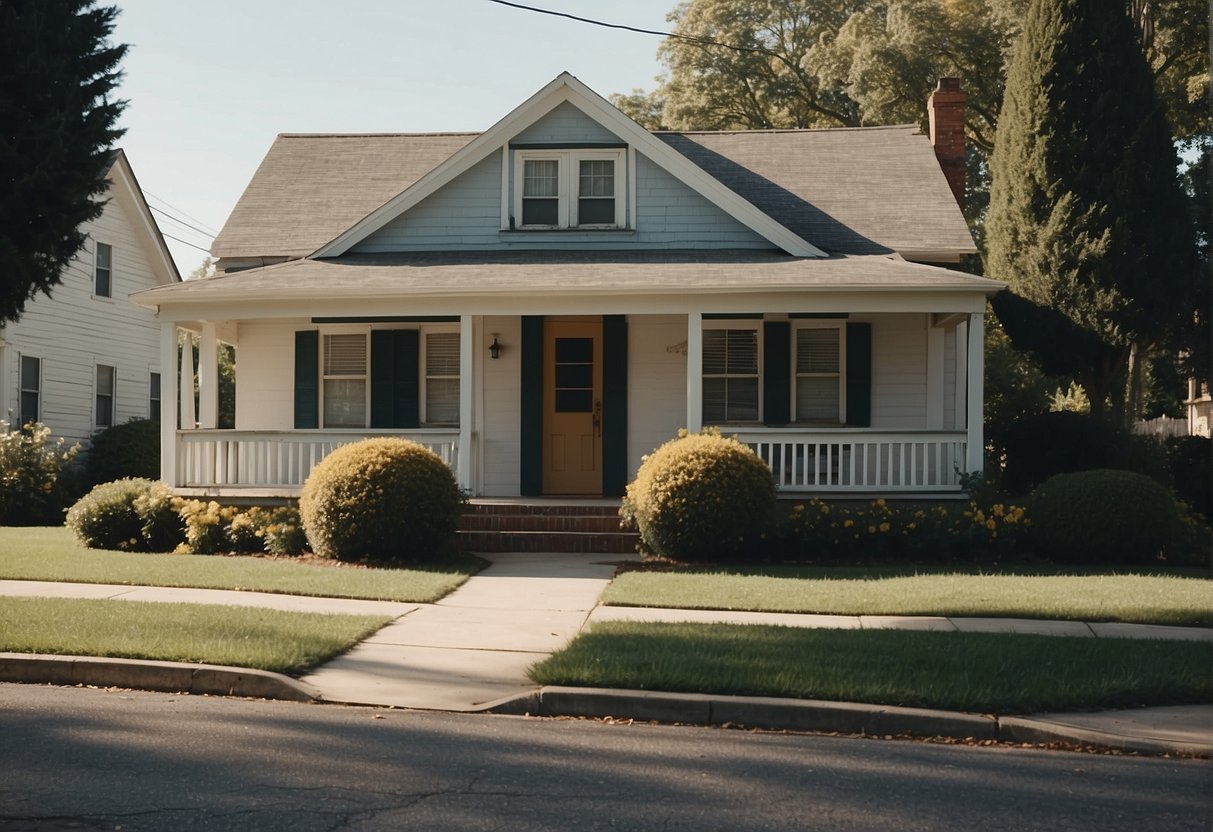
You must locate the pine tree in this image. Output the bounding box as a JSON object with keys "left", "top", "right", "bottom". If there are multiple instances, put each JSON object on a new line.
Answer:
{"left": 0, "top": 0, "right": 128, "bottom": 323}
{"left": 985, "top": 0, "right": 1198, "bottom": 421}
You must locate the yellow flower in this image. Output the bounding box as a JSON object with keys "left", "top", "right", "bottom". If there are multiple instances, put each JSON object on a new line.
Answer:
{"left": 986, "top": 519, "right": 997, "bottom": 531}
{"left": 867, "top": 525, "right": 877, "bottom": 534}
{"left": 843, "top": 519, "right": 854, "bottom": 528}
{"left": 878, "top": 522, "right": 891, "bottom": 533}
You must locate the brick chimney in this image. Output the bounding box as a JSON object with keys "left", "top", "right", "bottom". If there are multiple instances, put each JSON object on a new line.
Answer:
{"left": 929, "top": 78, "right": 966, "bottom": 211}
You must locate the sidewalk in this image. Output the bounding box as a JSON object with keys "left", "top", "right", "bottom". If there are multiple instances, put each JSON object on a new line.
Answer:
{"left": 2, "top": 558, "right": 1211, "bottom": 755}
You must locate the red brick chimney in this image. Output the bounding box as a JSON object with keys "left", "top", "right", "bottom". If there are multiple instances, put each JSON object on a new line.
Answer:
{"left": 929, "top": 78, "right": 966, "bottom": 211}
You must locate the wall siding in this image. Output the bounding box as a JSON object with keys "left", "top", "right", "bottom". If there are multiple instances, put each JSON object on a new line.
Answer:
{"left": 1, "top": 191, "right": 167, "bottom": 445}
{"left": 233, "top": 321, "right": 300, "bottom": 431}
{"left": 627, "top": 315, "right": 688, "bottom": 479}
{"left": 632, "top": 154, "right": 770, "bottom": 249}
{"left": 943, "top": 325, "right": 957, "bottom": 430}
{"left": 864, "top": 313, "right": 928, "bottom": 428}
{"left": 511, "top": 101, "right": 623, "bottom": 145}
{"left": 479, "top": 315, "right": 522, "bottom": 496}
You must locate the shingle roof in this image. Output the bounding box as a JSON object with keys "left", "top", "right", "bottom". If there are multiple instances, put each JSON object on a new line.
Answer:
{"left": 211, "top": 133, "right": 477, "bottom": 259}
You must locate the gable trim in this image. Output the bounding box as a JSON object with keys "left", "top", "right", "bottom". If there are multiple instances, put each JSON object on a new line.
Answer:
{"left": 312, "top": 73, "right": 826, "bottom": 259}
{"left": 107, "top": 151, "right": 182, "bottom": 285}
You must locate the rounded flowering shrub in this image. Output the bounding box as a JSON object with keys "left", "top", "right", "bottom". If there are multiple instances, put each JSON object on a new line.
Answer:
{"left": 65, "top": 478, "right": 182, "bottom": 552}
{"left": 621, "top": 429, "right": 776, "bottom": 563}
{"left": 299, "top": 438, "right": 464, "bottom": 564}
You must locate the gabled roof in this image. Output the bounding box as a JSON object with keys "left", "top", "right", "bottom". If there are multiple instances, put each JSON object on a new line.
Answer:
{"left": 106, "top": 149, "right": 181, "bottom": 284}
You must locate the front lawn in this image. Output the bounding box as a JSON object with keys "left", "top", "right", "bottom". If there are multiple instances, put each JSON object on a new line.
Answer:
{"left": 602, "top": 566, "right": 1213, "bottom": 627}
{"left": 530, "top": 621, "right": 1213, "bottom": 713}
{"left": 0, "top": 596, "right": 390, "bottom": 675}
{"left": 0, "top": 527, "right": 482, "bottom": 603}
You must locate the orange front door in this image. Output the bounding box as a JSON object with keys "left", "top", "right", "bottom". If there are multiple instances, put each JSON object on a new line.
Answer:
{"left": 542, "top": 318, "right": 603, "bottom": 495}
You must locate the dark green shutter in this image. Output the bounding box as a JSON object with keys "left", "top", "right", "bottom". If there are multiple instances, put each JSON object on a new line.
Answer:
{"left": 520, "top": 316, "right": 544, "bottom": 496}
{"left": 371, "top": 330, "right": 419, "bottom": 428}
{"left": 763, "top": 321, "right": 791, "bottom": 426}
{"left": 602, "top": 315, "right": 628, "bottom": 497}
{"left": 293, "top": 331, "right": 318, "bottom": 429}
{"left": 845, "top": 322, "right": 872, "bottom": 427}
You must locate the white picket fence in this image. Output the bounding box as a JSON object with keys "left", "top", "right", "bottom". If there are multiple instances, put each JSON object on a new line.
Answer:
{"left": 1133, "top": 416, "right": 1190, "bottom": 439}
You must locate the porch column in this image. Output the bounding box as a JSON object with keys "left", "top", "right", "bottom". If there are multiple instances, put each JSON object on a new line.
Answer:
{"left": 159, "top": 323, "right": 178, "bottom": 486}
{"left": 686, "top": 312, "right": 702, "bottom": 433}
{"left": 197, "top": 322, "right": 219, "bottom": 430}
{"left": 964, "top": 312, "right": 985, "bottom": 474}
{"left": 457, "top": 314, "right": 473, "bottom": 491}
{"left": 179, "top": 331, "right": 196, "bottom": 430}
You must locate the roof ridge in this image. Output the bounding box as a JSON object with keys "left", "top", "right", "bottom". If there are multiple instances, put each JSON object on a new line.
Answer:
{"left": 659, "top": 124, "right": 918, "bottom": 136}
{"left": 276, "top": 131, "right": 482, "bottom": 139}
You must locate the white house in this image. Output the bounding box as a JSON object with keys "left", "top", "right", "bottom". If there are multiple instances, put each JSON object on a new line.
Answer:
{"left": 135, "top": 73, "right": 1002, "bottom": 499}
{"left": 0, "top": 150, "right": 180, "bottom": 445}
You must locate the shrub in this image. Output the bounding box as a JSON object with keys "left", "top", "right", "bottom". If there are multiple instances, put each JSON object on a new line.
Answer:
{"left": 621, "top": 429, "right": 776, "bottom": 563}
{"left": 85, "top": 418, "right": 160, "bottom": 487}
{"left": 1029, "top": 469, "right": 1182, "bottom": 564}
{"left": 299, "top": 438, "right": 464, "bottom": 563}
{"left": 175, "top": 499, "right": 230, "bottom": 555}
{"left": 66, "top": 478, "right": 182, "bottom": 552}
{"left": 995, "top": 411, "right": 1168, "bottom": 495}
{"left": 0, "top": 420, "right": 80, "bottom": 525}
{"left": 262, "top": 505, "right": 308, "bottom": 556}
{"left": 1166, "top": 436, "right": 1210, "bottom": 522}
{"left": 226, "top": 507, "right": 267, "bottom": 554}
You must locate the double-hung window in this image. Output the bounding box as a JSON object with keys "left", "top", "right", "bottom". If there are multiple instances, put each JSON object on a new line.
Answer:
{"left": 423, "top": 330, "right": 460, "bottom": 426}
{"left": 794, "top": 322, "right": 845, "bottom": 424}
{"left": 514, "top": 150, "right": 624, "bottom": 229}
{"left": 149, "top": 372, "right": 162, "bottom": 421}
{"left": 95, "top": 242, "right": 112, "bottom": 297}
{"left": 19, "top": 355, "right": 40, "bottom": 426}
{"left": 322, "top": 333, "right": 367, "bottom": 428}
{"left": 95, "top": 364, "right": 115, "bottom": 429}
{"left": 702, "top": 324, "right": 761, "bottom": 423}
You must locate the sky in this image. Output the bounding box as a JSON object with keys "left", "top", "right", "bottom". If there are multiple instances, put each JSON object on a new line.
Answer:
{"left": 111, "top": 0, "right": 672, "bottom": 275}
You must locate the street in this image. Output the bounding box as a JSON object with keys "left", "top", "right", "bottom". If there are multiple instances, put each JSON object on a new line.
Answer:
{"left": 1, "top": 683, "right": 1209, "bottom": 831}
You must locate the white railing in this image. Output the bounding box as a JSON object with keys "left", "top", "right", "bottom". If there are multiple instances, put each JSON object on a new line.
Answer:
{"left": 176, "top": 429, "right": 459, "bottom": 489}
{"left": 733, "top": 429, "right": 968, "bottom": 492}
{"left": 1133, "top": 416, "right": 1190, "bottom": 439}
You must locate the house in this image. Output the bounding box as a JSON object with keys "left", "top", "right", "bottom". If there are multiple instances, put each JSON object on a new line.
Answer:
{"left": 134, "top": 73, "right": 1002, "bottom": 500}
{"left": 0, "top": 150, "right": 180, "bottom": 445}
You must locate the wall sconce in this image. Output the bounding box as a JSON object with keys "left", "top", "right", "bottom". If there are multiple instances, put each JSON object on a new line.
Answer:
{"left": 489, "top": 334, "right": 502, "bottom": 360}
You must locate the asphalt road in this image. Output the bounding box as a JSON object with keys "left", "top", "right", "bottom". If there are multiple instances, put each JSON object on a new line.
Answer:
{"left": 1, "top": 683, "right": 1210, "bottom": 832}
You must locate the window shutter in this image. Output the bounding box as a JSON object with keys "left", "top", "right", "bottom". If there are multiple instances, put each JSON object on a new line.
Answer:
{"left": 845, "top": 322, "right": 872, "bottom": 427}
{"left": 603, "top": 315, "right": 628, "bottom": 497}
{"left": 294, "top": 331, "right": 318, "bottom": 429}
{"left": 763, "top": 321, "right": 790, "bottom": 425}
{"left": 370, "top": 330, "right": 419, "bottom": 428}
{"left": 395, "top": 330, "right": 420, "bottom": 428}
{"left": 520, "top": 317, "right": 544, "bottom": 496}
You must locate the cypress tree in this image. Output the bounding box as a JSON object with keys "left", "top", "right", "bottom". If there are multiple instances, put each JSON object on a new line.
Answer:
{"left": 985, "top": 0, "right": 1198, "bottom": 421}
{"left": 0, "top": 1, "right": 128, "bottom": 324}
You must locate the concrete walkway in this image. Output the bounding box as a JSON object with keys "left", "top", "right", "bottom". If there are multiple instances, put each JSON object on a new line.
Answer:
{"left": 2, "top": 559, "right": 1211, "bottom": 754}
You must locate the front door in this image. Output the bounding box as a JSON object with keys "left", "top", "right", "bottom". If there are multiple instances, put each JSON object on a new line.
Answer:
{"left": 543, "top": 318, "right": 603, "bottom": 495}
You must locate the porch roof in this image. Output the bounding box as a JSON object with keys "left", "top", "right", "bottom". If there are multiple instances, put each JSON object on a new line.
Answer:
{"left": 135, "top": 251, "right": 1002, "bottom": 314}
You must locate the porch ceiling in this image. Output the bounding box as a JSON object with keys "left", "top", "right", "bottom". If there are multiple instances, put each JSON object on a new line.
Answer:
{"left": 135, "top": 251, "right": 1003, "bottom": 320}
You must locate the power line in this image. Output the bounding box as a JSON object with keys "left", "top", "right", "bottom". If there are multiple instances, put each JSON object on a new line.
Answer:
{"left": 140, "top": 189, "right": 220, "bottom": 235}
{"left": 148, "top": 205, "right": 214, "bottom": 240}
{"left": 484, "top": 0, "right": 771, "bottom": 56}
{"left": 161, "top": 232, "right": 212, "bottom": 254}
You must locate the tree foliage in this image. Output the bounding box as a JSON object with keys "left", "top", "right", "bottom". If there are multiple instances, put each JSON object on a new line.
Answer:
{"left": 0, "top": 0, "right": 127, "bottom": 324}
{"left": 984, "top": 0, "right": 1199, "bottom": 420}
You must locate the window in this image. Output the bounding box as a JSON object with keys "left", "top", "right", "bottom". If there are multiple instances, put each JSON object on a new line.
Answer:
{"left": 95, "top": 242, "right": 112, "bottom": 297}
{"left": 149, "top": 372, "right": 161, "bottom": 421}
{"left": 423, "top": 331, "right": 460, "bottom": 425}
{"left": 794, "top": 323, "right": 845, "bottom": 423}
{"left": 702, "top": 326, "right": 760, "bottom": 423}
{"left": 322, "top": 333, "right": 367, "bottom": 428}
{"left": 19, "top": 355, "right": 40, "bottom": 425}
{"left": 95, "top": 364, "right": 115, "bottom": 428}
{"left": 514, "top": 150, "right": 624, "bottom": 229}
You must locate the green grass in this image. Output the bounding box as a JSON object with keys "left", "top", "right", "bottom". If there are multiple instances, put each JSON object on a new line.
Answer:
{"left": 602, "top": 567, "right": 1213, "bottom": 627}
{"left": 0, "top": 596, "right": 390, "bottom": 675}
{"left": 0, "top": 527, "right": 482, "bottom": 603}
{"left": 530, "top": 621, "right": 1213, "bottom": 713}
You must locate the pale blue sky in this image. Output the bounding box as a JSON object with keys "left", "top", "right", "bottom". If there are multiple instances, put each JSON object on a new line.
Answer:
{"left": 112, "top": 1, "right": 671, "bottom": 273}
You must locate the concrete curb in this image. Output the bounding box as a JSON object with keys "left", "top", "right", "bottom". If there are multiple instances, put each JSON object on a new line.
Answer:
{"left": 0, "top": 653, "right": 321, "bottom": 703}
{"left": 998, "top": 716, "right": 1213, "bottom": 757}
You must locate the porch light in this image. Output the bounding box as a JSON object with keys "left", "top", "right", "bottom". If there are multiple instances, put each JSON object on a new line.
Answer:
{"left": 489, "top": 334, "right": 502, "bottom": 360}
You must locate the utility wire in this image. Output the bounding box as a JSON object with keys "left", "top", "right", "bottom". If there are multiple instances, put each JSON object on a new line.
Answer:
{"left": 161, "top": 232, "right": 212, "bottom": 254}
{"left": 140, "top": 189, "right": 220, "bottom": 235}
{"left": 148, "top": 204, "right": 215, "bottom": 240}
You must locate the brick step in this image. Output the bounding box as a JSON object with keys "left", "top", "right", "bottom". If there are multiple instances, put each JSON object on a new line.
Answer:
{"left": 457, "top": 529, "right": 639, "bottom": 554}
{"left": 459, "top": 513, "right": 626, "bottom": 534}
{"left": 465, "top": 502, "right": 622, "bottom": 517}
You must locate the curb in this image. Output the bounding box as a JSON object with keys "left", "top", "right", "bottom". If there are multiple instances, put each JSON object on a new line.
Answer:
{"left": 998, "top": 716, "right": 1213, "bottom": 757}
{"left": 0, "top": 653, "right": 321, "bottom": 703}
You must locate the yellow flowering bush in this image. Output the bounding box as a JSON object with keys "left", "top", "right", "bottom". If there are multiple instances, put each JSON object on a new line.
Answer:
{"left": 0, "top": 420, "right": 80, "bottom": 525}
{"left": 621, "top": 429, "right": 776, "bottom": 562}
{"left": 66, "top": 478, "right": 182, "bottom": 552}
{"left": 300, "top": 438, "right": 465, "bottom": 563}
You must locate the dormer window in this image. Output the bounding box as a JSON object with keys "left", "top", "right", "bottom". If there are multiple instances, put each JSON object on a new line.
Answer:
{"left": 514, "top": 149, "right": 624, "bottom": 229}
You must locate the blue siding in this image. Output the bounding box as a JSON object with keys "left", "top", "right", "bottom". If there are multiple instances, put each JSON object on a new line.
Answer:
{"left": 512, "top": 102, "right": 624, "bottom": 145}
{"left": 632, "top": 154, "right": 769, "bottom": 248}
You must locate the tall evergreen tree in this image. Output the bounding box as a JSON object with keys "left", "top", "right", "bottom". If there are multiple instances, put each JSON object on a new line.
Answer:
{"left": 984, "top": 0, "right": 1198, "bottom": 421}
{"left": 0, "top": 0, "right": 127, "bottom": 324}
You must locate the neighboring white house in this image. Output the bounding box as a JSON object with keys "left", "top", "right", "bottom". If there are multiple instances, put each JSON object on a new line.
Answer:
{"left": 0, "top": 150, "right": 180, "bottom": 445}
{"left": 136, "top": 73, "right": 1003, "bottom": 499}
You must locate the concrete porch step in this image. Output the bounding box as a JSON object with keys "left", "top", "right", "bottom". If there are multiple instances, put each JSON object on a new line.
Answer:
{"left": 465, "top": 501, "right": 622, "bottom": 517}
{"left": 457, "top": 529, "right": 639, "bottom": 555}
{"left": 460, "top": 513, "right": 627, "bottom": 533}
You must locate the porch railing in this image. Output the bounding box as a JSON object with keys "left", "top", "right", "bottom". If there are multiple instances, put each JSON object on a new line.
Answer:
{"left": 175, "top": 429, "right": 459, "bottom": 489}
{"left": 733, "top": 429, "right": 968, "bottom": 492}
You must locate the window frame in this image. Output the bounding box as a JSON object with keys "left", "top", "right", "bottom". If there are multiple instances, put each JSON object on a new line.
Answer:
{"left": 94, "top": 241, "right": 113, "bottom": 298}
{"left": 319, "top": 329, "right": 370, "bottom": 429}
{"left": 19, "top": 354, "right": 41, "bottom": 426}
{"left": 420, "top": 326, "right": 461, "bottom": 427}
{"left": 149, "top": 371, "right": 162, "bottom": 421}
{"left": 792, "top": 320, "right": 847, "bottom": 425}
{"left": 701, "top": 320, "right": 763, "bottom": 425}
{"left": 95, "top": 363, "right": 115, "bottom": 430}
{"left": 512, "top": 149, "right": 626, "bottom": 230}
